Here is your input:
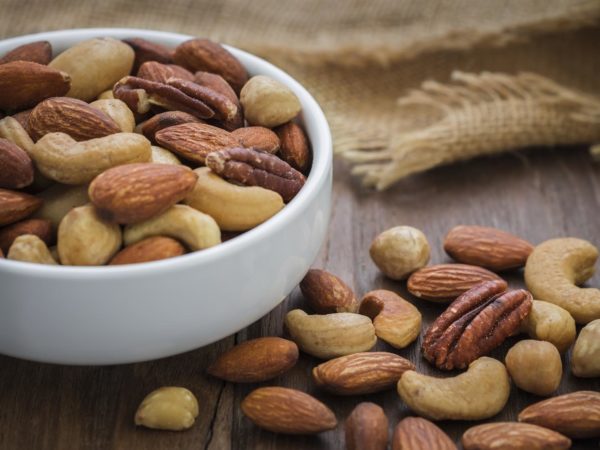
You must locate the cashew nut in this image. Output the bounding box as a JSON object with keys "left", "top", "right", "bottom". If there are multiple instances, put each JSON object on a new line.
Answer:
{"left": 90, "top": 99, "right": 135, "bottom": 132}
{"left": 0, "top": 116, "right": 34, "bottom": 154}
{"left": 519, "top": 300, "right": 576, "bottom": 353}
{"left": 135, "top": 386, "right": 199, "bottom": 431}
{"left": 525, "top": 238, "right": 600, "bottom": 323}
{"left": 7, "top": 234, "right": 58, "bottom": 265}
{"left": 571, "top": 319, "right": 600, "bottom": 377}
{"left": 58, "top": 205, "right": 122, "bottom": 265}
{"left": 397, "top": 357, "right": 510, "bottom": 420}
{"left": 359, "top": 290, "right": 421, "bottom": 348}
{"left": 505, "top": 340, "right": 562, "bottom": 396}
{"left": 31, "top": 132, "right": 151, "bottom": 184}
{"left": 34, "top": 184, "right": 89, "bottom": 229}
{"left": 124, "top": 204, "right": 221, "bottom": 251}
{"left": 151, "top": 146, "right": 181, "bottom": 165}
{"left": 184, "top": 168, "right": 284, "bottom": 231}
{"left": 97, "top": 89, "right": 115, "bottom": 100}
{"left": 370, "top": 226, "right": 430, "bottom": 280}
{"left": 284, "top": 309, "right": 376, "bottom": 359}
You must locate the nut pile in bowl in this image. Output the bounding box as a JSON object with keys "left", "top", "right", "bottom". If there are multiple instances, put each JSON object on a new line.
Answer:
{"left": 0, "top": 37, "right": 311, "bottom": 266}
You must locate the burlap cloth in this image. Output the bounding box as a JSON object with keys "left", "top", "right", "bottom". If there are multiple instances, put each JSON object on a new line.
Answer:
{"left": 1, "top": 0, "right": 599, "bottom": 185}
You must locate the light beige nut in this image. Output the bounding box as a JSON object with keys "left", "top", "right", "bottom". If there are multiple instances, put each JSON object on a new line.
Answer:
{"left": 393, "top": 417, "right": 457, "bottom": 450}
{"left": 34, "top": 184, "right": 89, "bottom": 229}
{"left": 525, "top": 237, "right": 600, "bottom": 323}
{"left": 240, "top": 75, "right": 301, "bottom": 128}
{"left": 96, "top": 90, "right": 115, "bottom": 100}
{"left": 57, "top": 205, "right": 122, "bottom": 265}
{"left": 284, "top": 309, "right": 376, "bottom": 359}
{"left": 31, "top": 132, "right": 151, "bottom": 185}
{"left": 519, "top": 300, "right": 576, "bottom": 353}
{"left": 462, "top": 422, "right": 571, "bottom": 450}
{"left": 134, "top": 386, "right": 198, "bottom": 431}
{"left": 0, "top": 116, "right": 35, "bottom": 155}
{"left": 299, "top": 269, "right": 359, "bottom": 313}
{"left": 345, "top": 402, "right": 388, "bottom": 450}
{"left": 571, "top": 319, "right": 600, "bottom": 377}
{"left": 150, "top": 146, "right": 181, "bottom": 165}
{"left": 7, "top": 234, "right": 57, "bottom": 265}
{"left": 505, "top": 340, "right": 562, "bottom": 396}
{"left": 49, "top": 38, "right": 134, "bottom": 101}
{"left": 123, "top": 204, "right": 221, "bottom": 251}
{"left": 370, "top": 226, "right": 430, "bottom": 280}
{"left": 184, "top": 167, "right": 283, "bottom": 232}
{"left": 397, "top": 357, "right": 510, "bottom": 421}
{"left": 90, "top": 99, "right": 135, "bottom": 133}
{"left": 359, "top": 290, "right": 421, "bottom": 348}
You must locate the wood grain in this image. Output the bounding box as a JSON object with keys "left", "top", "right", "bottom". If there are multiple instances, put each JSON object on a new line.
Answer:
{"left": 0, "top": 146, "right": 599, "bottom": 449}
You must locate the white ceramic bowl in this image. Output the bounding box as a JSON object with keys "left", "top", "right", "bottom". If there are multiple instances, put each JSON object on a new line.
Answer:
{"left": 0, "top": 28, "right": 332, "bottom": 365}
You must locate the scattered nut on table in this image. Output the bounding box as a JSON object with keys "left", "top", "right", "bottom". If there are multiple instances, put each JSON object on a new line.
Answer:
{"left": 345, "top": 402, "right": 388, "bottom": 450}
{"left": 393, "top": 417, "right": 456, "bottom": 450}
{"left": 299, "top": 269, "right": 359, "bottom": 313}
{"left": 505, "top": 339, "right": 562, "bottom": 396}
{"left": 461, "top": 422, "right": 571, "bottom": 450}
{"left": 519, "top": 300, "right": 576, "bottom": 353}
{"left": 134, "top": 386, "right": 199, "bottom": 431}
{"left": 571, "top": 319, "right": 600, "bottom": 377}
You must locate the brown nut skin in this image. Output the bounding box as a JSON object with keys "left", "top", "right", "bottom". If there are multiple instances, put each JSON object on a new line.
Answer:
{"left": 393, "top": 417, "right": 456, "bottom": 450}
{"left": 0, "top": 41, "right": 52, "bottom": 65}
{"left": 0, "top": 218, "right": 53, "bottom": 253}
{"left": 88, "top": 163, "right": 198, "bottom": 224}
{"left": 207, "top": 337, "right": 298, "bottom": 383}
{"left": 462, "top": 422, "right": 571, "bottom": 450}
{"left": 571, "top": 318, "right": 600, "bottom": 377}
{"left": 123, "top": 38, "right": 174, "bottom": 72}
{"left": 109, "top": 236, "right": 185, "bottom": 265}
{"left": 241, "top": 387, "right": 337, "bottom": 435}
{"left": 232, "top": 126, "right": 280, "bottom": 154}
{"left": 0, "top": 137, "right": 34, "bottom": 189}
{"left": 312, "top": 352, "right": 414, "bottom": 395}
{"left": 505, "top": 340, "right": 562, "bottom": 396}
{"left": 444, "top": 225, "right": 534, "bottom": 271}
{"left": 359, "top": 290, "right": 421, "bottom": 349}
{"left": 518, "top": 391, "right": 600, "bottom": 438}
{"left": 137, "top": 111, "right": 203, "bottom": 143}
{"left": 274, "top": 121, "right": 311, "bottom": 173}
{"left": 300, "top": 269, "right": 358, "bottom": 313}
{"left": 0, "top": 188, "right": 42, "bottom": 226}
{"left": 345, "top": 402, "right": 388, "bottom": 450}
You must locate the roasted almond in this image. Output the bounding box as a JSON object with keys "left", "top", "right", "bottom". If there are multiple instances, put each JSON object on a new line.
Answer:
{"left": 0, "top": 61, "right": 70, "bottom": 111}
{"left": 241, "top": 387, "right": 336, "bottom": 434}
{"left": 123, "top": 38, "right": 174, "bottom": 72}
{"left": 444, "top": 225, "right": 534, "bottom": 271}
{"left": 0, "top": 138, "right": 34, "bottom": 189}
{"left": 109, "top": 236, "right": 185, "bottom": 265}
{"left": 137, "top": 61, "right": 194, "bottom": 83}
{"left": 393, "top": 417, "right": 456, "bottom": 450}
{"left": 300, "top": 269, "right": 358, "bottom": 313}
{"left": 346, "top": 403, "right": 388, "bottom": 450}
{"left": 0, "top": 41, "right": 52, "bottom": 65}
{"left": 462, "top": 422, "right": 571, "bottom": 450}
{"left": 207, "top": 337, "right": 298, "bottom": 383}
{"left": 174, "top": 38, "right": 248, "bottom": 93}
{"left": 137, "top": 111, "right": 203, "bottom": 143}
{"left": 0, "top": 188, "right": 42, "bottom": 226}
{"left": 274, "top": 121, "right": 311, "bottom": 172}
{"left": 312, "top": 352, "right": 414, "bottom": 395}
{"left": 155, "top": 122, "right": 238, "bottom": 164}
{"left": 232, "top": 126, "right": 280, "bottom": 153}
{"left": 88, "top": 163, "right": 198, "bottom": 224}
{"left": 11, "top": 109, "right": 33, "bottom": 136}
{"left": 518, "top": 390, "right": 600, "bottom": 438}
{"left": 407, "top": 263, "right": 504, "bottom": 302}
{"left": 0, "top": 218, "right": 53, "bottom": 253}
{"left": 29, "top": 97, "right": 121, "bottom": 141}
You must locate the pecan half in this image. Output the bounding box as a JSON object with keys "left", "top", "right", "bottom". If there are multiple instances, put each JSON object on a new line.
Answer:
{"left": 206, "top": 147, "right": 306, "bottom": 202}
{"left": 166, "top": 78, "right": 238, "bottom": 122}
{"left": 422, "top": 280, "right": 532, "bottom": 370}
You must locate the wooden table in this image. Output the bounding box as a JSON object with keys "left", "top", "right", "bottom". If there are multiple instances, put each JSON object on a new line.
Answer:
{"left": 1, "top": 147, "right": 598, "bottom": 449}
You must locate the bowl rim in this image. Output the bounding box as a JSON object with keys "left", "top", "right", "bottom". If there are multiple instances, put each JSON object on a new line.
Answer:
{"left": 0, "top": 27, "right": 332, "bottom": 279}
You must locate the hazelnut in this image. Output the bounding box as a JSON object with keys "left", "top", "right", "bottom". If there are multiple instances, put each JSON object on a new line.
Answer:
{"left": 134, "top": 386, "right": 199, "bottom": 431}
{"left": 369, "top": 226, "right": 430, "bottom": 280}
{"left": 240, "top": 75, "right": 301, "bottom": 128}
{"left": 505, "top": 340, "right": 562, "bottom": 396}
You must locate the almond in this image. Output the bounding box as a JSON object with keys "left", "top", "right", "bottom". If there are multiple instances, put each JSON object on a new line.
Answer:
{"left": 136, "top": 61, "right": 194, "bottom": 83}
{"left": 0, "top": 41, "right": 52, "bottom": 65}
{"left": 88, "top": 163, "right": 198, "bottom": 224}
{"left": 274, "top": 121, "right": 311, "bottom": 172}
{"left": 109, "top": 236, "right": 184, "bottom": 265}
{"left": 0, "top": 188, "right": 42, "bottom": 226}
{"left": 393, "top": 417, "right": 456, "bottom": 450}
{"left": 173, "top": 38, "right": 248, "bottom": 94}
{"left": 29, "top": 97, "right": 121, "bottom": 141}
{"left": 241, "top": 387, "right": 337, "bottom": 434}
{"left": 0, "top": 61, "right": 70, "bottom": 111}
{"left": 407, "top": 264, "right": 504, "bottom": 302}
{"left": 11, "top": 109, "right": 33, "bottom": 136}
{"left": 0, "top": 218, "right": 53, "bottom": 253}
{"left": 0, "top": 138, "right": 34, "bottom": 189}
{"left": 299, "top": 269, "right": 359, "bottom": 313}
{"left": 312, "top": 352, "right": 414, "bottom": 395}
{"left": 231, "top": 126, "right": 280, "bottom": 153}
{"left": 123, "top": 38, "right": 174, "bottom": 72}
{"left": 345, "top": 403, "right": 388, "bottom": 450}
{"left": 155, "top": 122, "right": 238, "bottom": 164}
{"left": 444, "top": 225, "right": 534, "bottom": 271}
{"left": 207, "top": 337, "right": 298, "bottom": 383}
{"left": 462, "top": 422, "right": 571, "bottom": 450}
{"left": 518, "top": 390, "right": 600, "bottom": 438}
{"left": 137, "top": 111, "right": 203, "bottom": 143}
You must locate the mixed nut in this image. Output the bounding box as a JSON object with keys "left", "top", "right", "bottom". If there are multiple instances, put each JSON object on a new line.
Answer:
{"left": 0, "top": 36, "right": 312, "bottom": 266}
{"left": 129, "top": 223, "right": 600, "bottom": 448}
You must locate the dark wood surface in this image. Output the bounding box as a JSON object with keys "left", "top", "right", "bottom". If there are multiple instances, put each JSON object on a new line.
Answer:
{"left": 1, "top": 146, "right": 599, "bottom": 449}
